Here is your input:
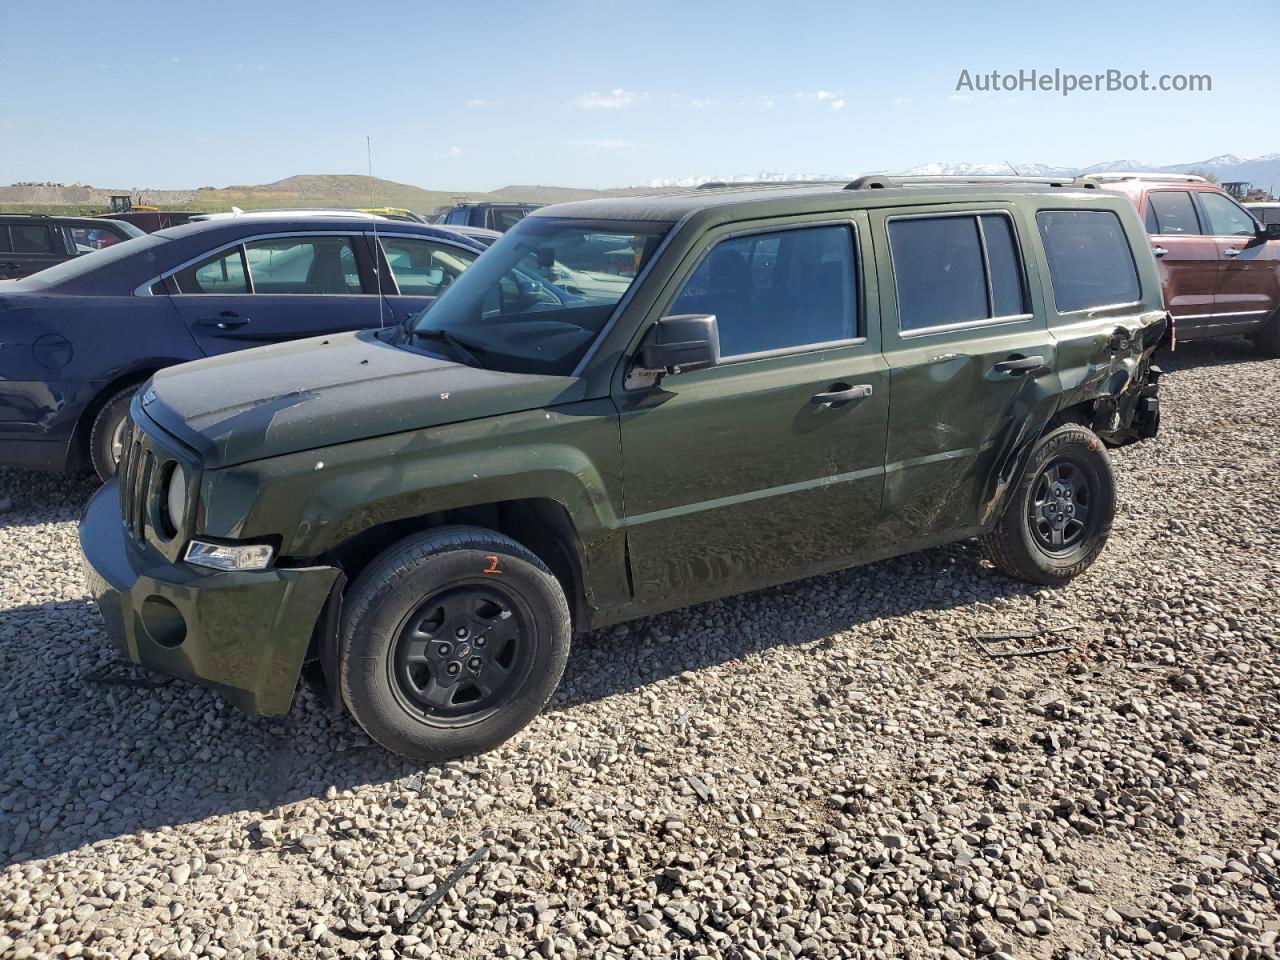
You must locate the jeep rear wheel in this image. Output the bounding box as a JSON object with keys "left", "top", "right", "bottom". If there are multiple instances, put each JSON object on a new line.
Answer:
{"left": 980, "top": 424, "right": 1116, "bottom": 586}
{"left": 339, "top": 526, "right": 570, "bottom": 762}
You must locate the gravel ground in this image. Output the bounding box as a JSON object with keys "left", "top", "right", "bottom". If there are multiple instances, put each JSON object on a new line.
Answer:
{"left": 1, "top": 337, "right": 1278, "bottom": 960}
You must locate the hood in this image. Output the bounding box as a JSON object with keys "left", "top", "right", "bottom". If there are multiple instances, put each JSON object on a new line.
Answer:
{"left": 143, "top": 330, "right": 580, "bottom": 468}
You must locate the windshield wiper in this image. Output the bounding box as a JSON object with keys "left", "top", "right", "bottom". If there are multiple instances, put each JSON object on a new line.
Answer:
{"left": 413, "top": 327, "right": 483, "bottom": 368}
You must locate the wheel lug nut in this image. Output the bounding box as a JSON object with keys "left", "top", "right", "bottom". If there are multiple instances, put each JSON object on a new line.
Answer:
{"left": 468, "top": 657, "right": 482, "bottom": 671}
{"left": 446, "top": 662, "right": 460, "bottom": 676}
{"left": 455, "top": 626, "right": 468, "bottom": 639}
{"left": 475, "top": 636, "right": 486, "bottom": 647}
{"left": 437, "top": 643, "right": 452, "bottom": 656}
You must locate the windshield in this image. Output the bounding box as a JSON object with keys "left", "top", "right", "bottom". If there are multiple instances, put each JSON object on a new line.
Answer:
{"left": 412, "top": 216, "right": 669, "bottom": 375}
{"left": 16, "top": 232, "right": 163, "bottom": 289}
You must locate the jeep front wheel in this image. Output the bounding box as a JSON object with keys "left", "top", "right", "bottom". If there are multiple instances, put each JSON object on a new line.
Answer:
{"left": 980, "top": 424, "right": 1116, "bottom": 586}
{"left": 339, "top": 526, "right": 571, "bottom": 762}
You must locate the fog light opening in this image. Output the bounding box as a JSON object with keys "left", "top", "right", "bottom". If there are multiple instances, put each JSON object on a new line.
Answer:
{"left": 140, "top": 595, "right": 186, "bottom": 648}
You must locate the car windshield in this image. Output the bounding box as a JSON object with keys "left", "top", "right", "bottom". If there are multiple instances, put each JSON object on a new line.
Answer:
{"left": 16, "top": 232, "right": 164, "bottom": 288}
{"left": 411, "top": 216, "right": 669, "bottom": 375}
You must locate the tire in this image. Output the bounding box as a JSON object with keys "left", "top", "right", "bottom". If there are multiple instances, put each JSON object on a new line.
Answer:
{"left": 339, "top": 525, "right": 571, "bottom": 762}
{"left": 88, "top": 385, "right": 139, "bottom": 482}
{"left": 1254, "top": 310, "right": 1280, "bottom": 358}
{"left": 980, "top": 424, "right": 1116, "bottom": 586}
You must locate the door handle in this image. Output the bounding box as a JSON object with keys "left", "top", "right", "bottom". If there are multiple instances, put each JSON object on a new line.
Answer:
{"left": 1152, "top": 246, "right": 1169, "bottom": 257}
{"left": 197, "top": 314, "right": 250, "bottom": 330}
{"left": 1223, "top": 248, "right": 1242, "bottom": 258}
{"left": 992, "top": 355, "right": 1045, "bottom": 375}
{"left": 810, "top": 384, "right": 873, "bottom": 407}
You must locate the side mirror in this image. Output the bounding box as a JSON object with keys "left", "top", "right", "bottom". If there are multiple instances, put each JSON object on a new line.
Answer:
{"left": 638, "top": 314, "right": 720, "bottom": 375}
{"left": 424, "top": 266, "right": 445, "bottom": 287}
{"left": 1264, "top": 222, "right": 1280, "bottom": 241}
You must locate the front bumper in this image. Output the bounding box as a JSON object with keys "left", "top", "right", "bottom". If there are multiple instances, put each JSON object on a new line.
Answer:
{"left": 78, "top": 480, "right": 340, "bottom": 715}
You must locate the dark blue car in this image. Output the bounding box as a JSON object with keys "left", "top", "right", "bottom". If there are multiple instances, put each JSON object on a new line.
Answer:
{"left": 0, "top": 214, "right": 491, "bottom": 479}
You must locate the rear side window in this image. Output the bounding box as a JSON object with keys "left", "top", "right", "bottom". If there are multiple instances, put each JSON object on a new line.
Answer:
{"left": 490, "top": 208, "right": 528, "bottom": 232}
{"left": 173, "top": 246, "right": 250, "bottom": 294}
{"left": 669, "top": 224, "right": 859, "bottom": 358}
{"left": 243, "top": 236, "right": 362, "bottom": 294}
{"left": 1037, "top": 210, "right": 1140, "bottom": 313}
{"left": 11, "top": 225, "right": 56, "bottom": 254}
{"left": 888, "top": 213, "right": 1028, "bottom": 332}
{"left": 0, "top": 227, "right": 10, "bottom": 254}
{"left": 1147, "top": 192, "right": 1200, "bottom": 235}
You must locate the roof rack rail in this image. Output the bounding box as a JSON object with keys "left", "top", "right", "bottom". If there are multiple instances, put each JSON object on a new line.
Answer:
{"left": 695, "top": 179, "right": 844, "bottom": 190}
{"left": 1077, "top": 172, "right": 1208, "bottom": 183}
{"left": 845, "top": 174, "right": 1098, "bottom": 190}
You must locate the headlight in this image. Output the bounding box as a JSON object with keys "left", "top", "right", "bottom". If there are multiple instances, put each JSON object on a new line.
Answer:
{"left": 185, "top": 540, "right": 275, "bottom": 572}
{"left": 163, "top": 463, "right": 187, "bottom": 537}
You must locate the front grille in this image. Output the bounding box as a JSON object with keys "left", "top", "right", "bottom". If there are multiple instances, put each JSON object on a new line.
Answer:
{"left": 115, "top": 411, "right": 201, "bottom": 558}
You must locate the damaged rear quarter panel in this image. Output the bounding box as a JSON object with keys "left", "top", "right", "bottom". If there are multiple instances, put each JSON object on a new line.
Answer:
{"left": 197, "top": 400, "right": 631, "bottom": 618}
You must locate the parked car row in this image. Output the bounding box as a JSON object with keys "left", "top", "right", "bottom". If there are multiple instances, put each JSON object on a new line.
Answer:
{"left": 68, "top": 176, "right": 1176, "bottom": 762}
{"left": 3, "top": 171, "right": 1276, "bottom": 762}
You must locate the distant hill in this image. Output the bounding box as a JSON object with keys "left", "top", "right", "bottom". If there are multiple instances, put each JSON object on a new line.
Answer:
{"left": 0, "top": 175, "right": 647, "bottom": 216}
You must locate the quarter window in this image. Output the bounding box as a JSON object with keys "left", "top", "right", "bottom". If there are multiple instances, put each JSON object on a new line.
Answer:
{"left": 173, "top": 247, "right": 250, "bottom": 294}
{"left": 243, "top": 236, "right": 362, "bottom": 294}
{"left": 669, "top": 224, "right": 859, "bottom": 358}
{"left": 0, "top": 227, "right": 10, "bottom": 254}
{"left": 1199, "top": 192, "right": 1258, "bottom": 237}
{"left": 1147, "top": 191, "right": 1201, "bottom": 235}
{"left": 381, "top": 237, "right": 477, "bottom": 296}
{"left": 888, "top": 213, "right": 1027, "bottom": 332}
{"left": 1036, "top": 210, "right": 1140, "bottom": 313}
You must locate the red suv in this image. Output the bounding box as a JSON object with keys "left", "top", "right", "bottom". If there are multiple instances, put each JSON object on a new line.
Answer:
{"left": 1089, "top": 174, "right": 1280, "bottom": 355}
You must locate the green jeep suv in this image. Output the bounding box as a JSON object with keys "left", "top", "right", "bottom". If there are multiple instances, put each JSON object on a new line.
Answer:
{"left": 79, "top": 176, "right": 1168, "bottom": 761}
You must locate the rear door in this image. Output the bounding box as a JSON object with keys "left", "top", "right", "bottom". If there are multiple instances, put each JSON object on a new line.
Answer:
{"left": 0, "top": 223, "right": 65, "bottom": 279}
{"left": 166, "top": 233, "right": 380, "bottom": 355}
{"left": 374, "top": 234, "right": 480, "bottom": 324}
{"left": 873, "top": 204, "right": 1056, "bottom": 545}
{"left": 615, "top": 216, "right": 890, "bottom": 604}
{"left": 1196, "top": 190, "right": 1280, "bottom": 327}
{"left": 1143, "top": 189, "right": 1219, "bottom": 336}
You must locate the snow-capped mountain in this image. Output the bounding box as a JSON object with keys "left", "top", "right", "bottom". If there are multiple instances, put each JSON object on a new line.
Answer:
{"left": 649, "top": 154, "right": 1280, "bottom": 192}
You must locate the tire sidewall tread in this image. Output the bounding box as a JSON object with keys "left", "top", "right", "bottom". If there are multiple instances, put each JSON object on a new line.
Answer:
{"left": 981, "top": 424, "right": 1116, "bottom": 586}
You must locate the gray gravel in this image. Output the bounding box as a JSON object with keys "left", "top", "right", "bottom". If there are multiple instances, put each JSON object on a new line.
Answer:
{"left": 2, "top": 336, "right": 1278, "bottom": 960}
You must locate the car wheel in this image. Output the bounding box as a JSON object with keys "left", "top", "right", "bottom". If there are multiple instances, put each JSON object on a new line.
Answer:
{"left": 89, "top": 385, "right": 140, "bottom": 482}
{"left": 339, "top": 526, "right": 571, "bottom": 762}
{"left": 980, "top": 424, "right": 1116, "bottom": 586}
{"left": 1253, "top": 309, "right": 1280, "bottom": 358}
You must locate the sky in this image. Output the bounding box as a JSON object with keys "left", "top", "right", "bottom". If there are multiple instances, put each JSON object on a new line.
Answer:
{"left": 1, "top": 0, "right": 1275, "bottom": 191}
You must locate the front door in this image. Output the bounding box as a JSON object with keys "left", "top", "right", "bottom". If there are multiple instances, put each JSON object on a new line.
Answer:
{"left": 167, "top": 234, "right": 381, "bottom": 355}
{"left": 1143, "top": 189, "right": 1220, "bottom": 337}
{"left": 0, "top": 222, "right": 64, "bottom": 280}
{"left": 375, "top": 234, "right": 480, "bottom": 325}
{"left": 873, "top": 205, "right": 1057, "bottom": 545}
{"left": 615, "top": 217, "right": 889, "bottom": 604}
{"left": 1197, "top": 191, "right": 1280, "bottom": 328}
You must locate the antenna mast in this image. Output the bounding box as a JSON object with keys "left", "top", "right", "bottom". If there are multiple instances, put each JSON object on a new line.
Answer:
{"left": 368, "top": 136, "right": 385, "bottom": 329}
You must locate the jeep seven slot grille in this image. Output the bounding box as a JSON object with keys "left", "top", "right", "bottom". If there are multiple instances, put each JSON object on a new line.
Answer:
{"left": 118, "top": 425, "right": 155, "bottom": 543}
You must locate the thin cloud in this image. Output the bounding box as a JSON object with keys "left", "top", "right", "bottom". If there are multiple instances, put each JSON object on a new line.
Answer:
{"left": 796, "top": 90, "right": 846, "bottom": 109}
{"left": 447, "top": 145, "right": 464, "bottom": 157}
{"left": 465, "top": 98, "right": 500, "bottom": 108}
{"left": 689, "top": 98, "right": 718, "bottom": 109}
{"left": 574, "top": 88, "right": 643, "bottom": 110}
{"left": 565, "top": 139, "right": 638, "bottom": 149}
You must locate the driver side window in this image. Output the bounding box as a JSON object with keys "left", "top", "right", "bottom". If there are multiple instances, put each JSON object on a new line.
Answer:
{"left": 668, "top": 224, "right": 859, "bottom": 359}
{"left": 1199, "top": 193, "right": 1258, "bottom": 237}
